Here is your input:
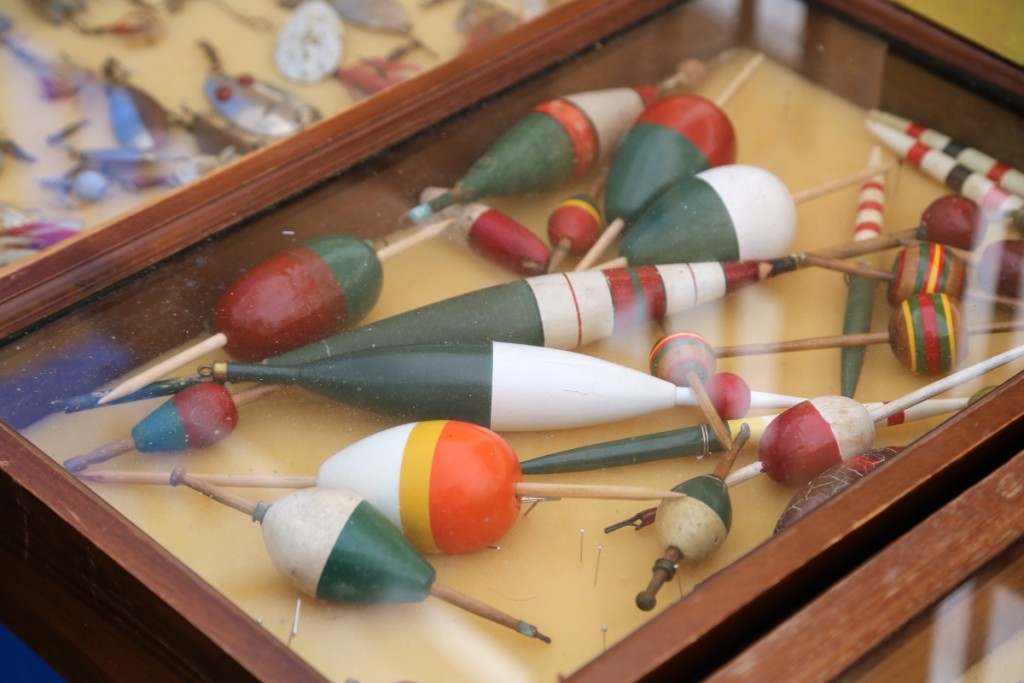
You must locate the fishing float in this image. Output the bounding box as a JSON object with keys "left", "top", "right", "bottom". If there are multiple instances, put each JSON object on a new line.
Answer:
{"left": 712, "top": 292, "right": 1024, "bottom": 376}
{"left": 166, "top": 469, "right": 551, "bottom": 642}
{"left": 592, "top": 160, "right": 902, "bottom": 271}
{"left": 203, "top": 340, "right": 804, "bottom": 431}
{"left": 402, "top": 57, "right": 720, "bottom": 225}
{"left": 726, "top": 339, "right": 1024, "bottom": 488}
{"left": 60, "top": 257, "right": 805, "bottom": 411}
{"left": 773, "top": 446, "right": 902, "bottom": 533}
{"left": 96, "top": 225, "right": 454, "bottom": 405}
{"left": 571, "top": 54, "right": 766, "bottom": 271}
{"left": 609, "top": 425, "right": 751, "bottom": 611}
{"left": 519, "top": 394, "right": 971, "bottom": 476}
{"left": 62, "top": 383, "right": 278, "bottom": 473}
{"left": 868, "top": 109, "right": 1024, "bottom": 198}
{"left": 974, "top": 239, "right": 1024, "bottom": 299}
{"left": 866, "top": 119, "right": 1024, "bottom": 228}
{"left": 839, "top": 146, "right": 888, "bottom": 398}
{"left": 416, "top": 187, "right": 551, "bottom": 274}
{"left": 79, "top": 420, "right": 687, "bottom": 555}
{"left": 541, "top": 54, "right": 745, "bottom": 272}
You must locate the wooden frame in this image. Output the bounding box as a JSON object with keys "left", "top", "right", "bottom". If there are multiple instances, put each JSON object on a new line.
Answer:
{"left": 1, "top": 1, "right": 1022, "bottom": 681}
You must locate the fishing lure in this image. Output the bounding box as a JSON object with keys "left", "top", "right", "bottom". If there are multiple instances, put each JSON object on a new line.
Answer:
{"left": 102, "top": 58, "right": 172, "bottom": 151}
{"left": 274, "top": 0, "right": 344, "bottom": 83}
{"left": 29, "top": 1, "right": 164, "bottom": 42}
{"left": 335, "top": 40, "right": 424, "bottom": 99}
{"left": 0, "top": 203, "right": 84, "bottom": 266}
{"left": 0, "top": 13, "right": 92, "bottom": 99}
{"left": 134, "top": 0, "right": 274, "bottom": 32}
{"left": 171, "top": 106, "right": 261, "bottom": 157}
{"left": 198, "top": 40, "right": 321, "bottom": 138}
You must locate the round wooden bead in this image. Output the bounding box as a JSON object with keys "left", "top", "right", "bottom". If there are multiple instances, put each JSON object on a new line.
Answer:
{"left": 705, "top": 372, "right": 751, "bottom": 420}
{"left": 649, "top": 332, "right": 716, "bottom": 387}
{"left": 975, "top": 240, "right": 1024, "bottom": 298}
{"left": 758, "top": 396, "right": 875, "bottom": 487}
{"left": 886, "top": 242, "right": 967, "bottom": 305}
{"left": 213, "top": 235, "right": 383, "bottom": 361}
{"left": 318, "top": 421, "right": 522, "bottom": 554}
{"left": 547, "top": 193, "right": 603, "bottom": 255}
{"left": 654, "top": 474, "right": 731, "bottom": 561}
{"left": 131, "top": 383, "right": 238, "bottom": 453}
{"left": 259, "top": 487, "right": 436, "bottom": 604}
{"left": 920, "top": 194, "right": 984, "bottom": 250}
{"left": 888, "top": 292, "right": 967, "bottom": 374}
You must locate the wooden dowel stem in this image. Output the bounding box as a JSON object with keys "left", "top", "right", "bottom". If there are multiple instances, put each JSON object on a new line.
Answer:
{"left": 76, "top": 469, "right": 316, "bottom": 489}
{"left": 63, "top": 436, "right": 137, "bottom": 474}
{"left": 712, "top": 423, "right": 751, "bottom": 480}
{"left": 636, "top": 546, "right": 683, "bottom": 611}
{"left": 685, "top": 370, "right": 733, "bottom": 450}
{"left": 170, "top": 467, "right": 260, "bottom": 518}
{"left": 713, "top": 52, "right": 764, "bottom": 108}
{"left": 791, "top": 162, "right": 897, "bottom": 205}
{"left": 574, "top": 217, "right": 624, "bottom": 271}
{"left": 429, "top": 583, "right": 551, "bottom": 643}
{"left": 514, "top": 481, "right": 684, "bottom": 501}
{"left": 376, "top": 218, "right": 453, "bottom": 261}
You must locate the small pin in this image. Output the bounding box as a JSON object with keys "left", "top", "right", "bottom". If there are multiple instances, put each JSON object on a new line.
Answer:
{"left": 287, "top": 597, "right": 301, "bottom": 648}
{"left": 593, "top": 544, "right": 603, "bottom": 586}
{"left": 579, "top": 528, "right": 585, "bottom": 563}
{"left": 601, "top": 624, "right": 608, "bottom": 651}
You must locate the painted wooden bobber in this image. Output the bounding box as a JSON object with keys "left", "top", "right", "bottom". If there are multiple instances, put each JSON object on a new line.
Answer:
{"left": 886, "top": 242, "right": 967, "bottom": 305}
{"left": 546, "top": 192, "right": 603, "bottom": 271}
{"left": 210, "top": 340, "right": 801, "bottom": 431}
{"left": 405, "top": 85, "right": 657, "bottom": 223}
{"left": 316, "top": 420, "right": 521, "bottom": 555}
{"left": 603, "top": 93, "right": 737, "bottom": 229}
{"left": 418, "top": 186, "right": 551, "bottom": 275}
{"left": 214, "top": 235, "right": 383, "bottom": 361}
{"left": 888, "top": 292, "right": 967, "bottom": 375}
{"left": 63, "top": 383, "right": 242, "bottom": 473}
{"left": 774, "top": 446, "right": 902, "bottom": 532}
{"left": 975, "top": 240, "right": 1024, "bottom": 298}
{"left": 207, "top": 482, "right": 547, "bottom": 641}
{"left": 618, "top": 164, "right": 797, "bottom": 265}
{"left": 268, "top": 258, "right": 800, "bottom": 365}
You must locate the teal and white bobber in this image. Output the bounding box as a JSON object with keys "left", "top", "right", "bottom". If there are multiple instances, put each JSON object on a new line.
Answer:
{"left": 619, "top": 164, "right": 798, "bottom": 266}
{"left": 170, "top": 470, "right": 551, "bottom": 642}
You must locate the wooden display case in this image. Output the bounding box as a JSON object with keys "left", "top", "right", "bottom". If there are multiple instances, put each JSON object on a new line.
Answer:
{"left": 1, "top": 1, "right": 1022, "bottom": 681}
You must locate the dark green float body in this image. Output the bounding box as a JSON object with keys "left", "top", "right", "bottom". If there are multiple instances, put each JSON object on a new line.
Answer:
{"left": 840, "top": 275, "right": 880, "bottom": 397}
{"left": 604, "top": 123, "right": 711, "bottom": 226}
{"left": 269, "top": 280, "right": 543, "bottom": 366}
{"left": 521, "top": 423, "right": 728, "bottom": 475}
{"left": 217, "top": 343, "right": 497, "bottom": 426}
{"left": 316, "top": 499, "right": 436, "bottom": 604}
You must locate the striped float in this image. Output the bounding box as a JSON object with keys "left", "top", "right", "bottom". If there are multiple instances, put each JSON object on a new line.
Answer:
{"left": 888, "top": 292, "right": 967, "bottom": 374}
{"left": 269, "top": 259, "right": 798, "bottom": 365}
{"left": 316, "top": 421, "right": 522, "bottom": 554}
{"left": 886, "top": 242, "right": 967, "bottom": 305}
{"left": 867, "top": 119, "right": 1023, "bottom": 217}
{"left": 869, "top": 110, "right": 1024, "bottom": 198}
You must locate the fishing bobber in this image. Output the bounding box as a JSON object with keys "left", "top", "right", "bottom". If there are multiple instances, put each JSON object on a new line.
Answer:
{"left": 974, "top": 240, "right": 1024, "bottom": 299}
{"left": 649, "top": 331, "right": 742, "bottom": 447}
{"left": 866, "top": 119, "right": 1024, "bottom": 227}
{"left": 888, "top": 292, "right": 968, "bottom": 374}
{"left": 61, "top": 383, "right": 273, "bottom": 473}
{"left": 59, "top": 258, "right": 806, "bottom": 410}
{"left": 727, "top": 339, "right": 1024, "bottom": 488}
{"left": 545, "top": 192, "right": 603, "bottom": 272}
{"left": 95, "top": 234, "right": 386, "bottom": 406}
{"left": 571, "top": 54, "right": 765, "bottom": 271}
{"left": 404, "top": 83, "right": 659, "bottom": 224}
{"left": 169, "top": 472, "right": 551, "bottom": 642}
{"left": 519, "top": 392, "right": 968, "bottom": 476}
{"left": 867, "top": 109, "right": 1024, "bottom": 199}
{"left": 207, "top": 339, "right": 803, "bottom": 432}
{"left": 625, "top": 425, "right": 750, "bottom": 611}
{"left": 884, "top": 242, "right": 968, "bottom": 305}
{"left": 773, "top": 446, "right": 902, "bottom": 533}
{"left": 417, "top": 186, "right": 551, "bottom": 275}
{"left": 613, "top": 164, "right": 797, "bottom": 267}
